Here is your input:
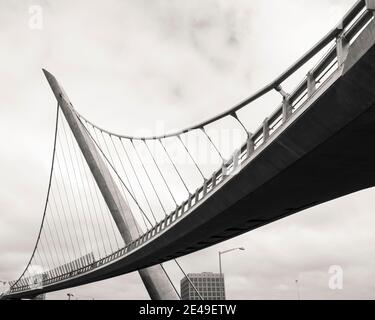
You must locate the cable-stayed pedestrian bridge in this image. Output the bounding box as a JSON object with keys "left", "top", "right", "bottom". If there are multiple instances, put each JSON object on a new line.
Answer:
{"left": 3, "top": 0, "right": 375, "bottom": 300}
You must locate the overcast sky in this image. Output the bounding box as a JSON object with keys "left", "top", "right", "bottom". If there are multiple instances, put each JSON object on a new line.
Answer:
{"left": 2, "top": 0, "right": 375, "bottom": 300}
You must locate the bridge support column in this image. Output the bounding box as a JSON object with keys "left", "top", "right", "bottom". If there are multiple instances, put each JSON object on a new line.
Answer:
{"left": 43, "top": 69, "right": 179, "bottom": 300}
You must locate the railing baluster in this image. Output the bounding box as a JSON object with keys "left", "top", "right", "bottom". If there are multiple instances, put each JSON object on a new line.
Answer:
{"left": 307, "top": 71, "right": 316, "bottom": 97}
{"left": 247, "top": 134, "right": 255, "bottom": 157}
{"left": 336, "top": 33, "right": 349, "bottom": 66}
{"left": 233, "top": 149, "right": 240, "bottom": 171}
{"left": 282, "top": 97, "right": 292, "bottom": 123}
{"left": 222, "top": 163, "right": 228, "bottom": 178}
{"left": 212, "top": 173, "right": 217, "bottom": 188}
{"left": 195, "top": 189, "right": 200, "bottom": 203}
{"left": 263, "top": 117, "right": 270, "bottom": 142}
{"left": 203, "top": 179, "right": 208, "bottom": 196}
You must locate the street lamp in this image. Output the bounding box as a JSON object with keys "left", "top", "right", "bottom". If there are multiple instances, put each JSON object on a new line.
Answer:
{"left": 295, "top": 279, "right": 301, "bottom": 300}
{"left": 218, "top": 247, "right": 245, "bottom": 278}
{"left": 67, "top": 293, "right": 74, "bottom": 301}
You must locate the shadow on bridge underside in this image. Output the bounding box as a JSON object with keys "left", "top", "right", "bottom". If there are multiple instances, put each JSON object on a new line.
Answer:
{"left": 4, "top": 0, "right": 375, "bottom": 299}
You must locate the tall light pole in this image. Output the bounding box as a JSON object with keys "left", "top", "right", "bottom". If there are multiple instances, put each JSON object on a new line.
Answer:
{"left": 218, "top": 247, "right": 245, "bottom": 299}
{"left": 218, "top": 247, "right": 245, "bottom": 278}
{"left": 295, "top": 279, "right": 301, "bottom": 300}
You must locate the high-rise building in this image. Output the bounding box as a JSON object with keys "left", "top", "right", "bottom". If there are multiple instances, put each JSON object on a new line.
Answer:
{"left": 180, "top": 272, "right": 225, "bottom": 300}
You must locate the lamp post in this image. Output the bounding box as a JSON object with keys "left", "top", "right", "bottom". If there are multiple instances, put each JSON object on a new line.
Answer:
{"left": 67, "top": 293, "right": 74, "bottom": 301}
{"left": 218, "top": 247, "right": 245, "bottom": 278}
{"left": 218, "top": 247, "right": 245, "bottom": 299}
{"left": 295, "top": 279, "right": 301, "bottom": 300}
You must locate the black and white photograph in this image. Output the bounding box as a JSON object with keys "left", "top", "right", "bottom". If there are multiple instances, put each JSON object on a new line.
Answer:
{"left": 1, "top": 0, "right": 375, "bottom": 311}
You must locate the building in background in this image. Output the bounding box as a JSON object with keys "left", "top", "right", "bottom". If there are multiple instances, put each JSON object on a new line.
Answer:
{"left": 181, "top": 272, "right": 225, "bottom": 300}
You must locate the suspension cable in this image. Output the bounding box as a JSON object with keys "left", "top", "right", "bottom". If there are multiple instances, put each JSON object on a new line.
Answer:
{"left": 119, "top": 138, "right": 155, "bottom": 229}
{"left": 160, "top": 264, "right": 181, "bottom": 300}
{"left": 143, "top": 140, "right": 178, "bottom": 206}
{"left": 131, "top": 139, "right": 167, "bottom": 218}
{"left": 61, "top": 120, "right": 93, "bottom": 255}
{"left": 50, "top": 189, "right": 73, "bottom": 262}
{"left": 92, "top": 129, "right": 121, "bottom": 249}
{"left": 177, "top": 135, "right": 206, "bottom": 180}
{"left": 70, "top": 128, "right": 102, "bottom": 258}
{"left": 110, "top": 136, "right": 148, "bottom": 232}
{"left": 8, "top": 103, "right": 60, "bottom": 292}
{"left": 201, "top": 128, "right": 225, "bottom": 162}
{"left": 174, "top": 259, "right": 203, "bottom": 300}
{"left": 100, "top": 130, "right": 141, "bottom": 239}
{"left": 159, "top": 139, "right": 191, "bottom": 195}
{"left": 79, "top": 119, "right": 154, "bottom": 229}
